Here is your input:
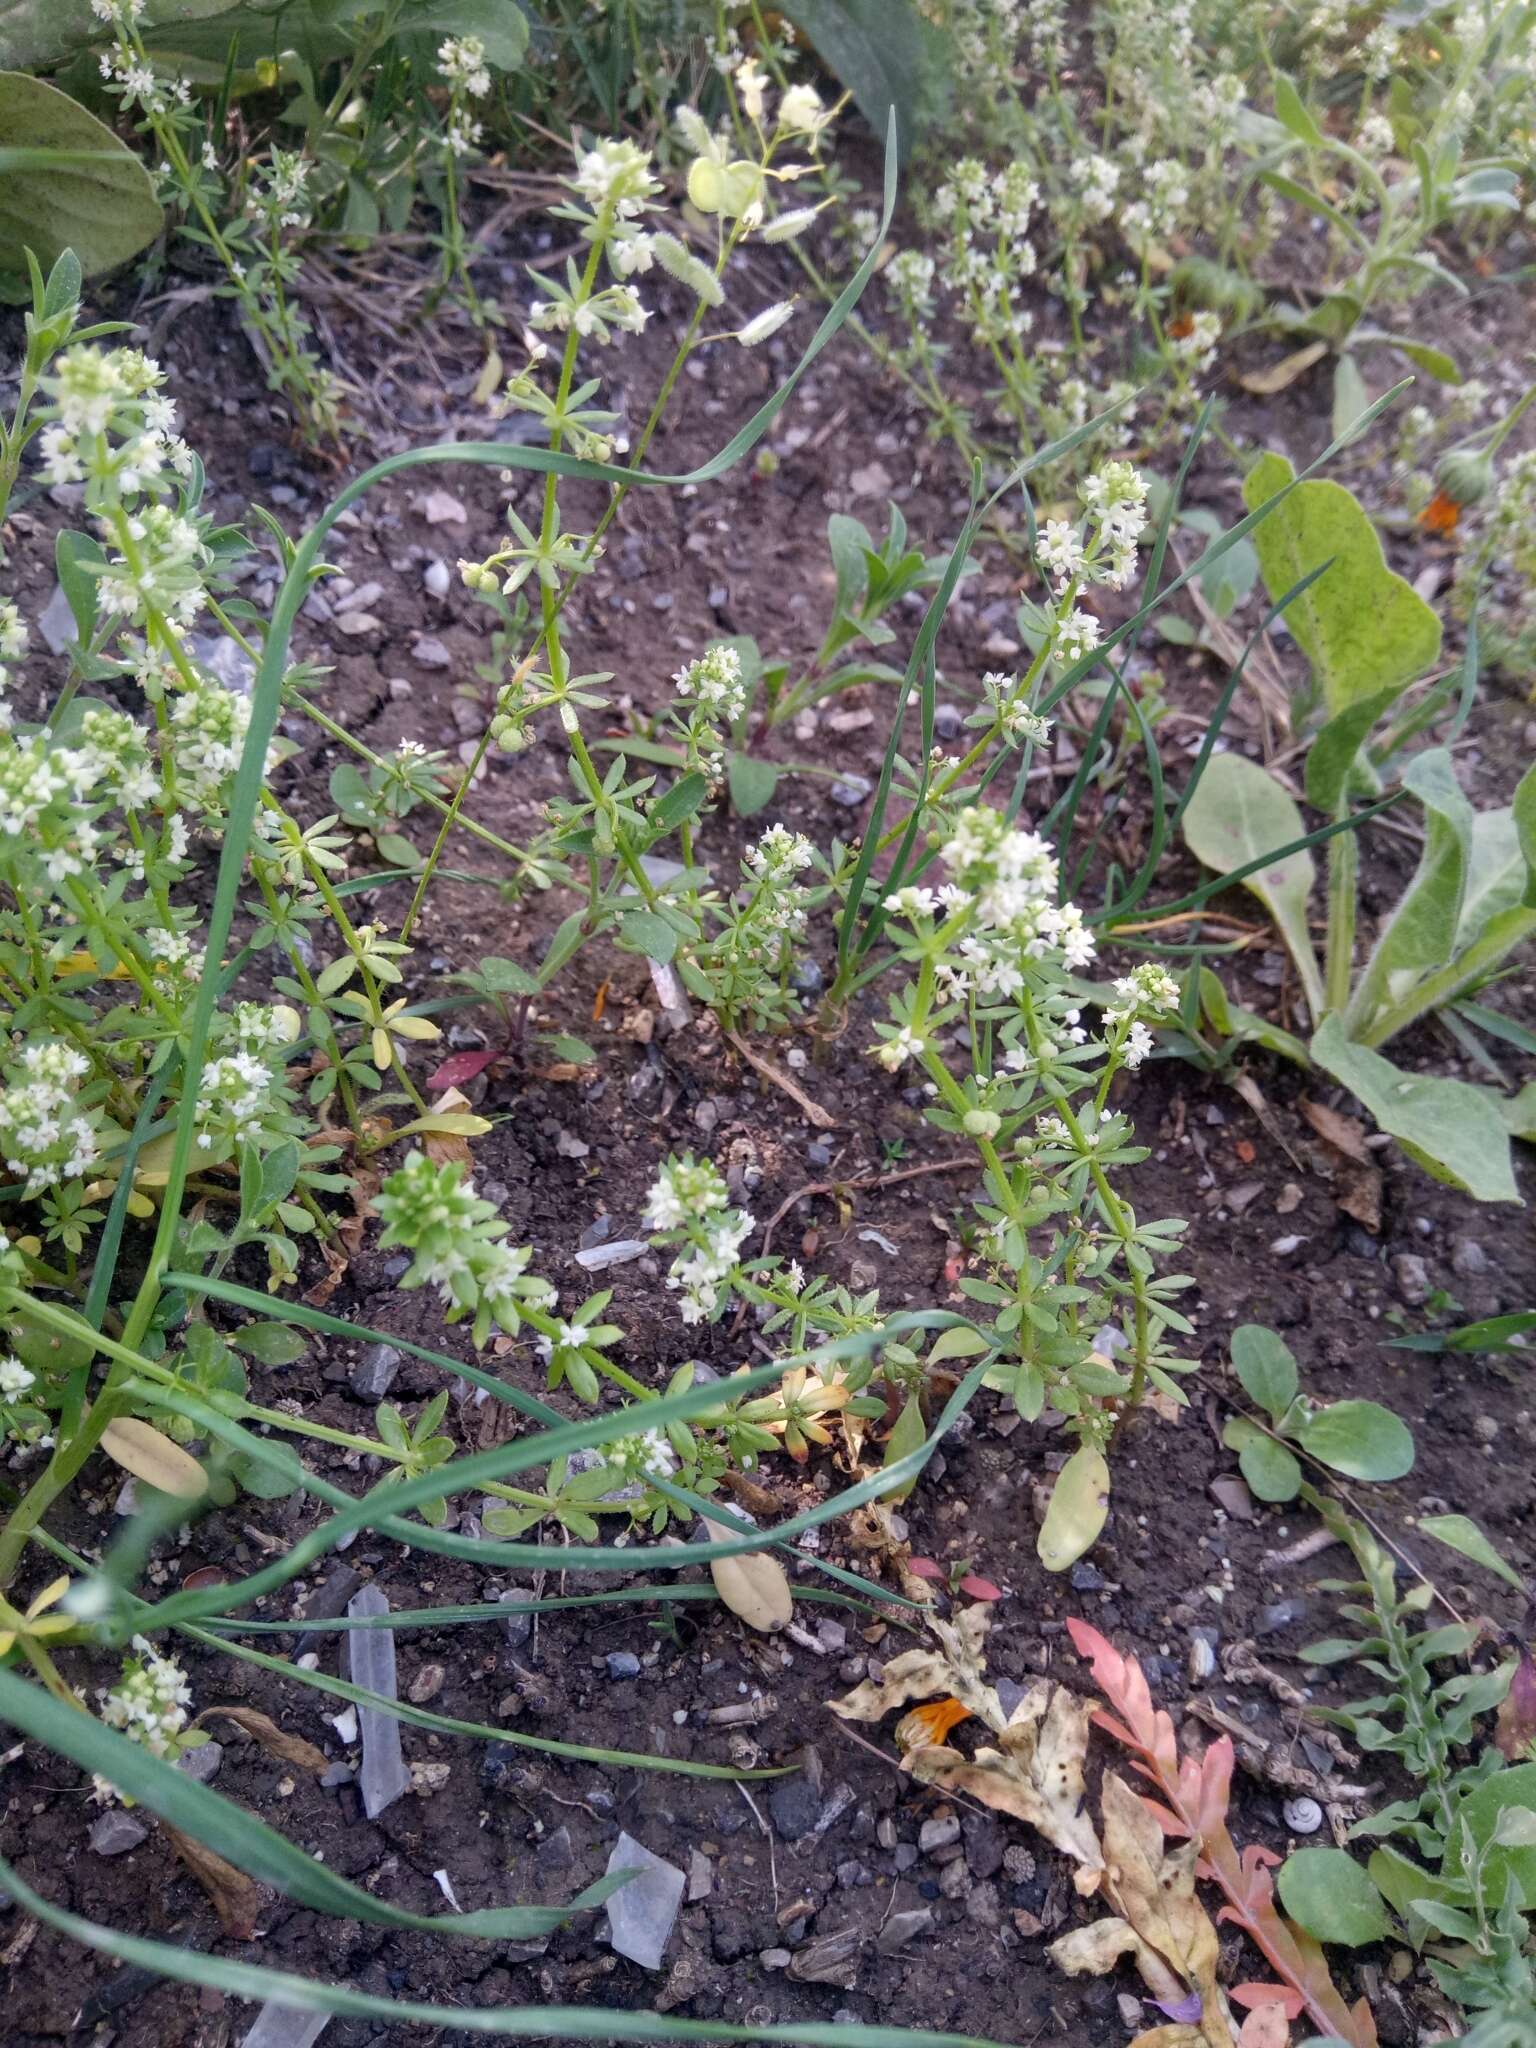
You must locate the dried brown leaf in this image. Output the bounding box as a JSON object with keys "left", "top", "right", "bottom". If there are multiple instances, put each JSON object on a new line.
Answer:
{"left": 829, "top": 1605, "right": 998, "bottom": 1726}
{"left": 161, "top": 1820, "right": 262, "bottom": 1940}
{"left": 908, "top": 1684, "right": 1105, "bottom": 1891}
{"left": 423, "top": 1086, "right": 477, "bottom": 1166}
{"left": 201, "top": 1705, "right": 327, "bottom": 1775}
{"left": 1128, "top": 2030, "right": 1210, "bottom": 2048}
{"left": 1333, "top": 1164, "right": 1382, "bottom": 1235}
{"left": 1101, "top": 1771, "right": 1229, "bottom": 2033}
{"left": 1299, "top": 1099, "right": 1370, "bottom": 1164}
{"left": 1236, "top": 342, "right": 1327, "bottom": 394}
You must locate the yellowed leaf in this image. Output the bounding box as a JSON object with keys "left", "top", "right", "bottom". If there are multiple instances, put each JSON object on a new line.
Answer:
{"left": 100, "top": 1417, "right": 208, "bottom": 1499}
{"left": 1236, "top": 342, "right": 1327, "bottom": 394}
{"left": 830, "top": 1605, "right": 998, "bottom": 1726}
{"left": 423, "top": 1087, "right": 479, "bottom": 1167}
{"left": 1051, "top": 1916, "right": 1144, "bottom": 1976}
{"left": 1128, "top": 2030, "right": 1210, "bottom": 2048}
{"left": 1038, "top": 1445, "right": 1110, "bottom": 1571}
{"left": 907, "top": 1680, "right": 1105, "bottom": 1890}
{"left": 705, "top": 1520, "right": 792, "bottom": 1632}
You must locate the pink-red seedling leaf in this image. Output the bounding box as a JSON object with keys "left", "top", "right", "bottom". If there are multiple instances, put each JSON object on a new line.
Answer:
{"left": 1067, "top": 1613, "right": 1377, "bottom": 2048}
{"left": 906, "top": 1556, "right": 946, "bottom": 1581}
{"left": 428, "top": 1047, "right": 502, "bottom": 1091}
{"left": 958, "top": 1574, "right": 1003, "bottom": 1600}
{"left": 1232, "top": 1985, "right": 1305, "bottom": 2018}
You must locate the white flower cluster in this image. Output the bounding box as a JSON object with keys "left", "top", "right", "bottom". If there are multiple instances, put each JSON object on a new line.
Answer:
{"left": 0, "top": 1040, "right": 98, "bottom": 1197}
{"left": 39, "top": 347, "right": 194, "bottom": 507}
{"left": 982, "top": 671, "right": 1053, "bottom": 747}
{"left": 1121, "top": 158, "right": 1190, "bottom": 254}
{"left": 438, "top": 33, "right": 490, "bottom": 96}
{"left": 251, "top": 150, "right": 312, "bottom": 231}
{"left": 0, "top": 1354, "right": 36, "bottom": 1400}
{"left": 674, "top": 644, "right": 747, "bottom": 723}
{"left": 99, "top": 1636, "right": 193, "bottom": 1758}
{"left": 438, "top": 34, "right": 490, "bottom": 153}
{"left": 0, "top": 602, "right": 27, "bottom": 721}
{"left": 1168, "top": 310, "right": 1221, "bottom": 377}
{"left": 940, "top": 804, "right": 1096, "bottom": 979}
{"left": 168, "top": 670, "right": 256, "bottom": 808}
{"left": 600, "top": 1425, "right": 677, "bottom": 1485}
{"left": 644, "top": 1154, "right": 754, "bottom": 1324}
{"left": 1069, "top": 154, "right": 1120, "bottom": 225}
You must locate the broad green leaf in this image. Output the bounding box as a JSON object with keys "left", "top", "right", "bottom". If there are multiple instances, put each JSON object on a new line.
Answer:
{"left": 617, "top": 909, "right": 677, "bottom": 963}
{"left": 1181, "top": 752, "right": 1322, "bottom": 1010}
{"left": 1296, "top": 1398, "right": 1415, "bottom": 1482}
{"left": 1037, "top": 1444, "right": 1109, "bottom": 1571}
{"left": 395, "top": 0, "right": 528, "bottom": 68}
{"left": 1348, "top": 750, "right": 1471, "bottom": 1030}
{"left": 878, "top": 1392, "right": 927, "bottom": 1503}
{"left": 1418, "top": 1513, "right": 1525, "bottom": 1590}
{"left": 1229, "top": 1324, "right": 1298, "bottom": 1419}
{"left": 1277, "top": 1847, "right": 1391, "bottom": 1947}
{"left": 233, "top": 1322, "right": 309, "bottom": 1365}
{"left": 1517, "top": 758, "right": 1536, "bottom": 909}
{"left": 54, "top": 529, "right": 102, "bottom": 645}
{"left": 0, "top": 73, "right": 163, "bottom": 301}
{"left": 1312, "top": 1015, "right": 1521, "bottom": 1203}
{"left": 1462, "top": 1765, "right": 1536, "bottom": 1911}
{"left": 727, "top": 752, "right": 781, "bottom": 818}
{"left": 650, "top": 768, "right": 708, "bottom": 835}
{"left": 473, "top": 955, "right": 539, "bottom": 996}
{"left": 1242, "top": 452, "right": 1441, "bottom": 716}
{"left": 1238, "top": 1431, "right": 1303, "bottom": 1502}
{"left": 1454, "top": 803, "right": 1529, "bottom": 951}
{"left": 1367, "top": 1844, "right": 1456, "bottom": 1927}
{"left": 0, "top": 0, "right": 246, "bottom": 68}
{"left": 779, "top": 0, "right": 951, "bottom": 161}
{"left": 1499, "top": 1082, "right": 1536, "bottom": 1140}
{"left": 926, "top": 1325, "right": 992, "bottom": 1364}
{"left": 1304, "top": 685, "right": 1402, "bottom": 813}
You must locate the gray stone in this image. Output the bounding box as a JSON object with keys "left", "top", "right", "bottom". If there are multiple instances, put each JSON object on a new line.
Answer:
{"left": 606, "top": 1651, "right": 642, "bottom": 1680}
{"left": 536, "top": 1824, "right": 575, "bottom": 1877}
{"left": 349, "top": 1344, "right": 401, "bottom": 1402}
{"left": 687, "top": 1848, "right": 714, "bottom": 1902}
{"left": 603, "top": 1832, "right": 686, "bottom": 1969}
{"left": 320, "top": 1762, "right": 355, "bottom": 1788}
{"left": 876, "top": 1906, "right": 933, "bottom": 1954}
{"left": 186, "top": 631, "right": 256, "bottom": 696}
{"left": 1392, "top": 1253, "right": 1431, "bottom": 1306}
{"left": 919, "top": 1813, "right": 961, "bottom": 1853}
{"left": 1254, "top": 1597, "right": 1310, "bottom": 1636}
{"left": 90, "top": 1811, "right": 148, "bottom": 1856}
{"left": 768, "top": 1776, "right": 822, "bottom": 1840}
{"left": 1452, "top": 1237, "right": 1490, "bottom": 1277}
{"left": 411, "top": 635, "right": 453, "bottom": 669}
{"left": 830, "top": 775, "right": 872, "bottom": 809}
{"left": 177, "top": 1739, "right": 224, "bottom": 1784}
{"left": 423, "top": 559, "right": 451, "bottom": 599}
{"left": 934, "top": 703, "right": 965, "bottom": 740}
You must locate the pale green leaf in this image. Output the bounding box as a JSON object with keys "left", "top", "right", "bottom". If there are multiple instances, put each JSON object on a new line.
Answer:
{"left": 1312, "top": 1015, "right": 1521, "bottom": 1203}
{"left": 1277, "top": 1847, "right": 1390, "bottom": 1947}
{"left": 1296, "top": 1399, "right": 1415, "bottom": 1482}
{"left": 0, "top": 73, "right": 163, "bottom": 300}
{"left": 1242, "top": 452, "right": 1441, "bottom": 717}
{"left": 1181, "top": 753, "right": 1322, "bottom": 1011}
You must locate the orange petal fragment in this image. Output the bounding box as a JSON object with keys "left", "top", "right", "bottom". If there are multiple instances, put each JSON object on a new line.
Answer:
{"left": 1417, "top": 489, "right": 1460, "bottom": 536}
{"left": 897, "top": 1696, "right": 973, "bottom": 1749}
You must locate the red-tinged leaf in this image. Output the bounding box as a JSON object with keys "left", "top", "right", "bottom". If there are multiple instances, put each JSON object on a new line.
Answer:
{"left": 1197, "top": 1734, "right": 1235, "bottom": 1837}
{"left": 1238, "top": 2005, "right": 1294, "bottom": 2048}
{"left": 906, "top": 1556, "right": 945, "bottom": 1581}
{"left": 1232, "top": 1985, "right": 1305, "bottom": 2019}
{"left": 428, "top": 1047, "right": 501, "bottom": 1091}
{"left": 958, "top": 1573, "right": 1003, "bottom": 1600}
{"left": 1141, "top": 1798, "right": 1191, "bottom": 1837}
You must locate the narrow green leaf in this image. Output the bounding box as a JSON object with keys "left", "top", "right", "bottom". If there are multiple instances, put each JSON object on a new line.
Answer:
{"left": 1417, "top": 1513, "right": 1526, "bottom": 1591}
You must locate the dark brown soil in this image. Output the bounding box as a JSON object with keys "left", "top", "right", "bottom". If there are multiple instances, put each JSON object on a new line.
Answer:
{"left": 0, "top": 196, "right": 1532, "bottom": 2048}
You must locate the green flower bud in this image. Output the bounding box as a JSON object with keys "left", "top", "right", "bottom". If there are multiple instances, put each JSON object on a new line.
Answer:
{"left": 1435, "top": 446, "right": 1494, "bottom": 507}
{"left": 963, "top": 1108, "right": 1002, "bottom": 1139}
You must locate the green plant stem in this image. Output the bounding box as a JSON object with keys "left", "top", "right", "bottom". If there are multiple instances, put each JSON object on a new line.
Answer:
{"left": 1323, "top": 807, "right": 1357, "bottom": 1017}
